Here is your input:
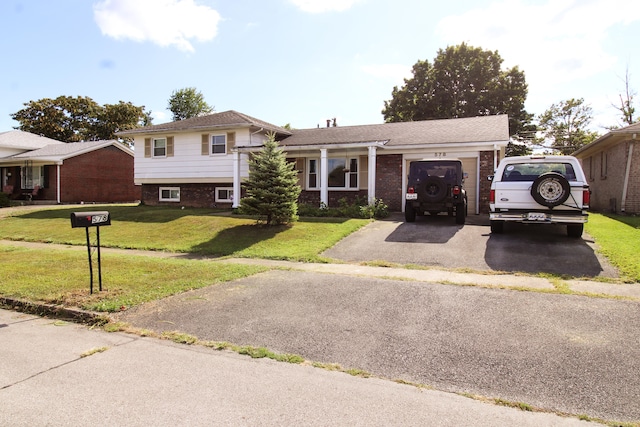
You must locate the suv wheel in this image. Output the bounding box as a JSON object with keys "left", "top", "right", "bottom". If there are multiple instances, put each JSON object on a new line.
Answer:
{"left": 531, "top": 172, "right": 570, "bottom": 208}
{"left": 567, "top": 223, "right": 583, "bottom": 238}
{"left": 490, "top": 220, "right": 504, "bottom": 234}
{"left": 405, "top": 202, "right": 416, "bottom": 222}
{"left": 455, "top": 202, "right": 466, "bottom": 225}
{"left": 420, "top": 177, "right": 448, "bottom": 203}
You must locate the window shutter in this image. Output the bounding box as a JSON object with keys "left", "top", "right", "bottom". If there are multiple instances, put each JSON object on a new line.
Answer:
{"left": 144, "top": 138, "right": 151, "bottom": 157}
{"left": 167, "top": 136, "right": 174, "bottom": 157}
{"left": 201, "top": 134, "right": 209, "bottom": 155}
{"left": 227, "top": 132, "right": 236, "bottom": 147}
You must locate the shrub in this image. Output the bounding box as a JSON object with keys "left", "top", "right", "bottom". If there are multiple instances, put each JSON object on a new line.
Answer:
{"left": 299, "top": 197, "right": 389, "bottom": 219}
{"left": 0, "top": 193, "right": 9, "bottom": 208}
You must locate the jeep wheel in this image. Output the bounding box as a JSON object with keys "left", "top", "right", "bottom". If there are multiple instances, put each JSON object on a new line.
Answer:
{"left": 490, "top": 220, "right": 504, "bottom": 234}
{"left": 405, "top": 202, "right": 416, "bottom": 222}
{"left": 455, "top": 203, "right": 466, "bottom": 225}
{"left": 420, "top": 176, "right": 447, "bottom": 203}
{"left": 531, "top": 172, "right": 570, "bottom": 208}
{"left": 567, "top": 223, "right": 583, "bottom": 238}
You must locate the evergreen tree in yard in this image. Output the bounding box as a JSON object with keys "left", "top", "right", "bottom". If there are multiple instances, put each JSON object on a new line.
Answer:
{"left": 240, "top": 133, "right": 301, "bottom": 226}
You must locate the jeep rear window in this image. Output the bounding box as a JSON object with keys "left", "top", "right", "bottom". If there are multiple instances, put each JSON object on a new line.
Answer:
{"left": 501, "top": 163, "right": 577, "bottom": 182}
{"left": 409, "top": 162, "right": 461, "bottom": 184}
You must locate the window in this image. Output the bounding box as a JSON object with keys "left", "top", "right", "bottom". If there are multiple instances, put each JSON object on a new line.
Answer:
{"left": 215, "top": 187, "right": 234, "bottom": 203}
{"left": 21, "top": 165, "right": 44, "bottom": 189}
{"left": 153, "top": 138, "right": 167, "bottom": 157}
{"left": 308, "top": 159, "right": 318, "bottom": 188}
{"left": 307, "top": 157, "right": 359, "bottom": 189}
{"left": 159, "top": 187, "right": 180, "bottom": 202}
{"left": 211, "top": 135, "right": 226, "bottom": 155}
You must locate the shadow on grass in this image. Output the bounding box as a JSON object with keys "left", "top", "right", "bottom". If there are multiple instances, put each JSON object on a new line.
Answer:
{"left": 188, "top": 223, "right": 290, "bottom": 256}
{"left": 602, "top": 213, "right": 640, "bottom": 229}
{"left": 11, "top": 205, "right": 225, "bottom": 223}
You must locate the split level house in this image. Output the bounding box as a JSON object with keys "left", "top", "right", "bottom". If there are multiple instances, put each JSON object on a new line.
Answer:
{"left": 0, "top": 130, "right": 140, "bottom": 204}
{"left": 573, "top": 121, "right": 640, "bottom": 214}
{"left": 117, "top": 110, "right": 511, "bottom": 214}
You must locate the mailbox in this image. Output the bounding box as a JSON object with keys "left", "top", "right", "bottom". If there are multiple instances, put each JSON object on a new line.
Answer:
{"left": 70, "top": 211, "right": 111, "bottom": 228}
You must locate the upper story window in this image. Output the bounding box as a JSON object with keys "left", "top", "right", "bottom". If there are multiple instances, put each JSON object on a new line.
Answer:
{"left": 153, "top": 138, "right": 166, "bottom": 157}
{"left": 211, "top": 135, "right": 226, "bottom": 154}
{"left": 144, "top": 136, "right": 173, "bottom": 158}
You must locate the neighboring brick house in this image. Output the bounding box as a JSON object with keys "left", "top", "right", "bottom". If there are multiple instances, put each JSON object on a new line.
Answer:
{"left": 118, "top": 111, "right": 510, "bottom": 214}
{"left": 573, "top": 122, "right": 640, "bottom": 214}
{"left": 0, "top": 131, "right": 140, "bottom": 204}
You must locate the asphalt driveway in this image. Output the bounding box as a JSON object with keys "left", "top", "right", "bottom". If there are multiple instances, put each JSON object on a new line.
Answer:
{"left": 116, "top": 270, "right": 640, "bottom": 422}
{"left": 322, "top": 213, "right": 618, "bottom": 278}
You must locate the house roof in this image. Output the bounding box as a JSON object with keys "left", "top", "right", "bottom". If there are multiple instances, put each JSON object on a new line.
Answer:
{"left": 573, "top": 121, "right": 640, "bottom": 157}
{"left": 278, "top": 115, "right": 510, "bottom": 148}
{"left": 8, "top": 140, "right": 133, "bottom": 163}
{"left": 0, "top": 130, "right": 64, "bottom": 151}
{"left": 117, "top": 110, "right": 292, "bottom": 136}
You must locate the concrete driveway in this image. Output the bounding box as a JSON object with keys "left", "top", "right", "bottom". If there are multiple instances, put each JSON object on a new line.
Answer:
{"left": 322, "top": 213, "right": 618, "bottom": 278}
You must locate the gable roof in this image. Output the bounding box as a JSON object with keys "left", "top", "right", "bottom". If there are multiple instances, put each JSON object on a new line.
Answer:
{"left": 0, "top": 130, "right": 64, "bottom": 150}
{"left": 8, "top": 140, "right": 133, "bottom": 163}
{"left": 117, "top": 110, "right": 292, "bottom": 136}
{"left": 279, "top": 115, "right": 509, "bottom": 148}
{"left": 573, "top": 121, "right": 640, "bottom": 157}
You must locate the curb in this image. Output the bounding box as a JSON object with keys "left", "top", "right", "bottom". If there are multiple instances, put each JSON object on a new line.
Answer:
{"left": 0, "top": 297, "right": 106, "bottom": 325}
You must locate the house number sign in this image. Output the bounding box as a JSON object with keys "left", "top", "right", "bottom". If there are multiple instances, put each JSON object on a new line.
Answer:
{"left": 434, "top": 152, "right": 447, "bottom": 157}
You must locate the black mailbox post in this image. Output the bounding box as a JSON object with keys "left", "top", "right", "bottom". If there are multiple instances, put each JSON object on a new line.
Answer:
{"left": 70, "top": 211, "right": 111, "bottom": 294}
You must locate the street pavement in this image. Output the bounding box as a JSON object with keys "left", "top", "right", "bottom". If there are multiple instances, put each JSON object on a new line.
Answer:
{"left": 0, "top": 308, "right": 591, "bottom": 426}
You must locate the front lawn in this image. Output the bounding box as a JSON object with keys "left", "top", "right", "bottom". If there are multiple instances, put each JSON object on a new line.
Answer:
{"left": 0, "top": 205, "right": 369, "bottom": 262}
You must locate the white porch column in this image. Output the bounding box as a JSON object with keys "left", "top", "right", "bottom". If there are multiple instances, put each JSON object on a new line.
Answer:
{"left": 56, "top": 164, "right": 61, "bottom": 204}
{"left": 320, "top": 148, "right": 328, "bottom": 207}
{"left": 367, "top": 146, "right": 377, "bottom": 204}
{"left": 232, "top": 150, "right": 241, "bottom": 208}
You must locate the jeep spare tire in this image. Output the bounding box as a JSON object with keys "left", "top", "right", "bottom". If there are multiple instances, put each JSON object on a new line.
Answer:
{"left": 530, "top": 172, "right": 570, "bottom": 208}
{"left": 420, "top": 176, "right": 448, "bottom": 203}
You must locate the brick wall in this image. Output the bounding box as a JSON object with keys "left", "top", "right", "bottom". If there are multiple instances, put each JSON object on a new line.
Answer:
{"left": 375, "top": 154, "right": 403, "bottom": 212}
{"left": 479, "top": 150, "right": 497, "bottom": 214}
{"left": 142, "top": 183, "right": 238, "bottom": 208}
{"left": 60, "top": 145, "right": 141, "bottom": 203}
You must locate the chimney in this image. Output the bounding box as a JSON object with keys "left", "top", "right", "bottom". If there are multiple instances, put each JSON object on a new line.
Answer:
{"left": 332, "top": 118, "right": 337, "bottom": 127}
{"left": 326, "top": 119, "right": 331, "bottom": 128}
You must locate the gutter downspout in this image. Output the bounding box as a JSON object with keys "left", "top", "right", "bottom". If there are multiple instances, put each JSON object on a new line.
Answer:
{"left": 621, "top": 135, "right": 636, "bottom": 213}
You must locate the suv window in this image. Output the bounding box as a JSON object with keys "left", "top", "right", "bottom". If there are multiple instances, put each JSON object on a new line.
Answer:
{"left": 501, "top": 162, "right": 577, "bottom": 182}
{"left": 408, "top": 161, "right": 461, "bottom": 185}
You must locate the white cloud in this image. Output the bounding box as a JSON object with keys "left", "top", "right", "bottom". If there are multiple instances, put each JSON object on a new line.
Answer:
{"left": 290, "top": 0, "right": 363, "bottom": 13}
{"left": 435, "top": 0, "right": 640, "bottom": 95}
{"left": 93, "top": 0, "right": 221, "bottom": 53}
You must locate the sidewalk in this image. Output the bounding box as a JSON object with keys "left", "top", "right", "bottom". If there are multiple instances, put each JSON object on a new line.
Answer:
{"left": 0, "top": 308, "right": 591, "bottom": 426}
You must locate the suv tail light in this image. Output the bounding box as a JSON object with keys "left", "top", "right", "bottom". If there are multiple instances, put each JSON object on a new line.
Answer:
{"left": 452, "top": 185, "right": 461, "bottom": 195}
{"left": 407, "top": 187, "right": 415, "bottom": 194}
{"left": 490, "top": 189, "right": 495, "bottom": 203}
{"left": 583, "top": 188, "right": 590, "bottom": 207}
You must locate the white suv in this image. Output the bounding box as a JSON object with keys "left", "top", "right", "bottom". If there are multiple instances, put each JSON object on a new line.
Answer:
{"left": 489, "top": 155, "right": 590, "bottom": 238}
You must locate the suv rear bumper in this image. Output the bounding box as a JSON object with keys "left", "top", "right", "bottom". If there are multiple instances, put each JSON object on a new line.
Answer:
{"left": 490, "top": 210, "right": 588, "bottom": 224}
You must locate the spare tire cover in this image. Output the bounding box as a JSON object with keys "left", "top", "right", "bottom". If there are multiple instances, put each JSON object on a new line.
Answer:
{"left": 419, "top": 176, "right": 447, "bottom": 203}
{"left": 530, "top": 172, "right": 570, "bottom": 207}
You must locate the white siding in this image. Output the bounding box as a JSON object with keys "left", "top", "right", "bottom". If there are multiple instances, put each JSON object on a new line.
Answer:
{"left": 133, "top": 128, "right": 259, "bottom": 184}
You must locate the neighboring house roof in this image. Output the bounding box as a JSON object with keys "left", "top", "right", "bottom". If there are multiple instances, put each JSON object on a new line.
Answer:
{"left": 117, "top": 110, "right": 292, "bottom": 136}
{"left": 573, "top": 121, "right": 640, "bottom": 158}
{"left": 7, "top": 140, "right": 133, "bottom": 163}
{"left": 0, "top": 130, "right": 64, "bottom": 151}
{"left": 279, "top": 115, "right": 510, "bottom": 148}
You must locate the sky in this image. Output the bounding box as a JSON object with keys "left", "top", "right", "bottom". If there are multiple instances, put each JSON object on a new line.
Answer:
{"left": 1, "top": 0, "right": 640, "bottom": 135}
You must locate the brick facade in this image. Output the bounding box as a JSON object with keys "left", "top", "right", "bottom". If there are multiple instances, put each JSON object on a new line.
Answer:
{"left": 59, "top": 145, "right": 141, "bottom": 203}
{"left": 375, "top": 154, "right": 403, "bottom": 212}
{"left": 142, "top": 183, "right": 239, "bottom": 208}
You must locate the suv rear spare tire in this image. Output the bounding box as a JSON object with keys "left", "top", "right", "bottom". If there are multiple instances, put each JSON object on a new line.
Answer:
{"left": 420, "top": 176, "right": 448, "bottom": 203}
{"left": 530, "top": 172, "right": 570, "bottom": 208}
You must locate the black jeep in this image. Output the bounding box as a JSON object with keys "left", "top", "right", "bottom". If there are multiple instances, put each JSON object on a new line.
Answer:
{"left": 405, "top": 160, "right": 467, "bottom": 224}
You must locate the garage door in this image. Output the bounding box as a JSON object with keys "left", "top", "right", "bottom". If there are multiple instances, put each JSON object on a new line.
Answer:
{"left": 461, "top": 157, "right": 477, "bottom": 214}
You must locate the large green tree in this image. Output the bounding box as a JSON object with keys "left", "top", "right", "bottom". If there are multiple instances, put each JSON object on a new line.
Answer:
{"left": 240, "top": 133, "right": 301, "bottom": 226}
{"left": 11, "top": 96, "right": 151, "bottom": 143}
{"left": 536, "top": 98, "right": 599, "bottom": 155}
{"left": 167, "top": 87, "right": 213, "bottom": 121}
{"left": 382, "top": 43, "right": 535, "bottom": 152}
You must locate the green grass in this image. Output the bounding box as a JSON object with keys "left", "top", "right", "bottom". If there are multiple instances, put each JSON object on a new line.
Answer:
{"left": 0, "top": 245, "right": 269, "bottom": 312}
{"left": 585, "top": 213, "right": 640, "bottom": 283}
{"left": 0, "top": 205, "right": 369, "bottom": 262}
